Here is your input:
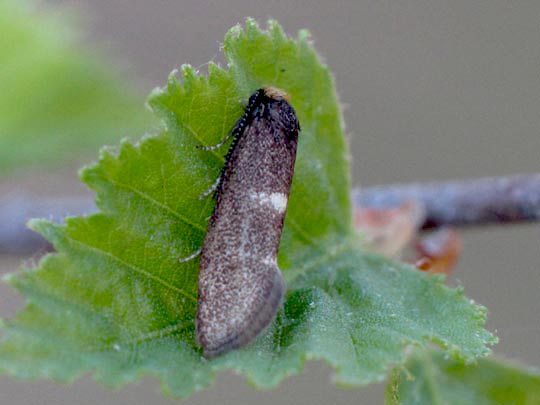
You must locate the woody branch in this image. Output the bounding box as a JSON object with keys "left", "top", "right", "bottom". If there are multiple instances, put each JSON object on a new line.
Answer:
{"left": 353, "top": 173, "right": 540, "bottom": 230}
{"left": 1, "top": 173, "right": 540, "bottom": 253}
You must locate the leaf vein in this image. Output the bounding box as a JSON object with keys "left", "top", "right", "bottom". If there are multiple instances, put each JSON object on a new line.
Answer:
{"left": 109, "top": 179, "right": 206, "bottom": 233}
{"left": 67, "top": 237, "right": 197, "bottom": 302}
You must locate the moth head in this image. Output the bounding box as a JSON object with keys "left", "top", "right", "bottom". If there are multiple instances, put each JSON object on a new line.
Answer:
{"left": 263, "top": 86, "right": 291, "bottom": 102}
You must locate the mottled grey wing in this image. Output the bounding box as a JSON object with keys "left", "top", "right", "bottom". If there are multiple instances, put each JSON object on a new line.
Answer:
{"left": 196, "top": 259, "right": 285, "bottom": 358}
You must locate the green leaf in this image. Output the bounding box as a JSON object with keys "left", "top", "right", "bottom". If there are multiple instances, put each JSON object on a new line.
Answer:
{"left": 0, "top": 19, "right": 496, "bottom": 398}
{"left": 0, "top": 0, "right": 154, "bottom": 174}
{"left": 386, "top": 349, "right": 540, "bottom": 405}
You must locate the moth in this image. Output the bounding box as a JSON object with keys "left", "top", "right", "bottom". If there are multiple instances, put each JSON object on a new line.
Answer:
{"left": 196, "top": 87, "right": 300, "bottom": 358}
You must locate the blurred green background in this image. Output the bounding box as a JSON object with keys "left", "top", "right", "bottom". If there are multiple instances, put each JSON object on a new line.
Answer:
{"left": 1, "top": 1, "right": 539, "bottom": 404}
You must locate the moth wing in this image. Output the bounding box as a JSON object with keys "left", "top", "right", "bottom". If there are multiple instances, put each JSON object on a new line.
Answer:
{"left": 196, "top": 262, "right": 285, "bottom": 358}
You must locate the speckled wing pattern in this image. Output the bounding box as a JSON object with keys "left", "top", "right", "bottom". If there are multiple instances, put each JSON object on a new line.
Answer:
{"left": 196, "top": 87, "right": 300, "bottom": 358}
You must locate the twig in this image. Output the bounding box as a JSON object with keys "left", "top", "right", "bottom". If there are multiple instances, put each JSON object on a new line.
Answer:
{"left": 0, "top": 193, "right": 95, "bottom": 253}
{"left": 353, "top": 173, "right": 540, "bottom": 229}
{"left": 1, "top": 174, "right": 540, "bottom": 252}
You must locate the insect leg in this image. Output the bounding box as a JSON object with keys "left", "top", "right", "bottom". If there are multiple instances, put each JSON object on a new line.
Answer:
{"left": 178, "top": 248, "right": 202, "bottom": 263}
{"left": 199, "top": 108, "right": 249, "bottom": 151}
{"left": 198, "top": 131, "right": 234, "bottom": 151}
{"left": 199, "top": 175, "right": 221, "bottom": 200}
